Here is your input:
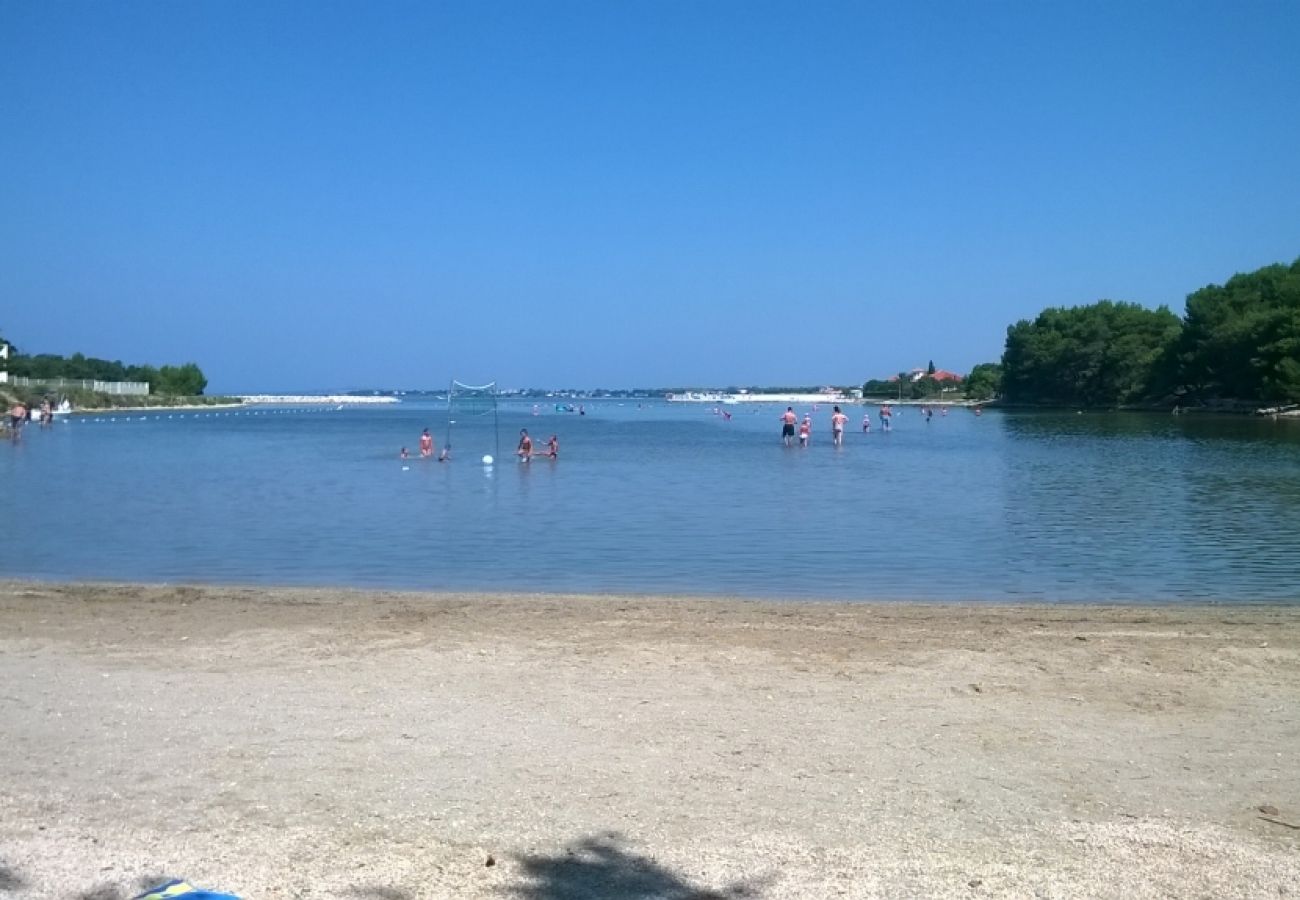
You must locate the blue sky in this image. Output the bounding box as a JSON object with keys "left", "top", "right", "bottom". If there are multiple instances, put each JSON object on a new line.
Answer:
{"left": 3, "top": 1, "right": 1298, "bottom": 392}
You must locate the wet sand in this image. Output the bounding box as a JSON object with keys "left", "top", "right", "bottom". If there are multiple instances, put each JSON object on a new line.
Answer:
{"left": 1, "top": 582, "right": 1297, "bottom": 899}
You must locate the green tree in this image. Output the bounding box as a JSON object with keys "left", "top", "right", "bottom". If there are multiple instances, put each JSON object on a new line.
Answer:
{"left": 964, "top": 363, "right": 1003, "bottom": 400}
{"left": 1001, "top": 301, "right": 1181, "bottom": 407}
{"left": 1177, "top": 258, "right": 1300, "bottom": 403}
{"left": 927, "top": 359, "right": 936, "bottom": 375}
{"left": 910, "top": 375, "right": 944, "bottom": 399}
{"left": 861, "top": 379, "right": 898, "bottom": 397}
{"left": 155, "top": 363, "right": 208, "bottom": 396}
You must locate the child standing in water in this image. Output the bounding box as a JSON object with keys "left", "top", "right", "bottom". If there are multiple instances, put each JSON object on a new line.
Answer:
{"left": 798, "top": 415, "right": 811, "bottom": 447}
{"left": 862, "top": 412, "right": 871, "bottom": 433}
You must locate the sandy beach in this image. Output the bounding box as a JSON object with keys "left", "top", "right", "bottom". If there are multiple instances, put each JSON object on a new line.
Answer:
{"left": 1, "top": 583, "right": 1297, "bottom": 899}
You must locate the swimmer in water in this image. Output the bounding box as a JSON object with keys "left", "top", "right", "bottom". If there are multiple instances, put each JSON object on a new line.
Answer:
{"left": 517, "top": 428, "right": 533, "bottom": 461}
{"left": 419, "top": 428, "right": 434, "bottom": 457}
{"left": 831, "top": 405, "right": 847, "bottom": 446}
{"left": 799, "top": 415, "right": 811, "bottom": 447}
{"left": 400, "top": 447, "right": 409, "bottom": 460}
{"left": 862, "top": 412, "right": 871, "bottom": 433}
{"left": 546, "top": 434, "right": 558, "bottom": 459}
{"left": 439, "top": 444, "right": 451, "bottom": 462}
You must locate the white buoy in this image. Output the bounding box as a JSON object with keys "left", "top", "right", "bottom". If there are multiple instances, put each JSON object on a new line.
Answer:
{"left": 482, "top": 454, "right": 494, "bottom": 466}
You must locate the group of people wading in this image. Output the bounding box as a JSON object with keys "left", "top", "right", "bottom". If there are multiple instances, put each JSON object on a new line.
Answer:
{"left": 399, "top": 427, "right": 559, "bottom": 463}
{"left": 516, "top": 428, "right": 558, "bottom": 461}
{"left": 6, "top": 398, "right": 59, "bottom": 442}
{"left": 781, "top": 403, "right": 897, "bottom": 448}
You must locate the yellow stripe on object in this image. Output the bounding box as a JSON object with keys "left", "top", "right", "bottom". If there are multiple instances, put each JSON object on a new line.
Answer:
{"left": 138, "top": 883, "right": 197, "bottom": 899}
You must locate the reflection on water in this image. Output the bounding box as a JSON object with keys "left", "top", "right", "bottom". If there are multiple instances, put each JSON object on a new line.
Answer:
{"left": 1, "top": 403, "right": 1297, "bottom": 602}
{"left": 997, "top": 412, "right": 1300, "bottom": 601}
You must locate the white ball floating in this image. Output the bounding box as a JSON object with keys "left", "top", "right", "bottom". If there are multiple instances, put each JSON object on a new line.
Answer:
{"left": 482, "top": 454, "right": 494, "bottom": 466}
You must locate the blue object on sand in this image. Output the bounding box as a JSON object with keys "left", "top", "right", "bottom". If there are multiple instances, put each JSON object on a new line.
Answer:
{"left": 133, "top": 880, "right": 242, "bottom": 900}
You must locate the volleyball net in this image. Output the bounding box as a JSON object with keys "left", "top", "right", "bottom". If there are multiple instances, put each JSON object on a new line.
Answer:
{"left": 446, "top": 380, "right": 499, "bottom": 462}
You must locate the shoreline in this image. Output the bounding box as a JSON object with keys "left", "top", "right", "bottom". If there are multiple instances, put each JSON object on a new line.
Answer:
{"left": 237, "top": 393, "right": 400, "bottom": 404}
{"left": 60, "top": 395, "right": 402, "bottom": 415}
{"left": 7, "top": 575, "right": 1295, "bottom": 606}
{"left": 3, "top": 581, "right": 1297, "bottom": 899}
{"left": 669, "top": 392, "right": 978, "bottom": 406}
{"left": 68, "top": 400, "right": 246, "bottom": 415}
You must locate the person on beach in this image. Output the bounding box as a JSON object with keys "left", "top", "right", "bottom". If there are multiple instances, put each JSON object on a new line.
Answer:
{"left": 419, "top": 428, "right": 434, "bottom": 458}
{"left": 831, "top": 406, "right": 848, "bottom": 446}
{"left": 862, "top": 412, "right": 872, "bottom": 433}
{"left": 546, "top": 434, "right": 559, "bottom": 459}
{"left": 799, "top": 415, "right": 811, "bottom": 447}
{"left": 517, "top": 428, "right": 533, "bottom": 461}
{"left": 781, "top": 407, "right": 797, "bottom": 446}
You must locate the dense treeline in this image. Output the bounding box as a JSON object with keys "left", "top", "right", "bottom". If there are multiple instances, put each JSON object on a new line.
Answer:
{"left": 1178, "top": 260, "right": 1300, "bottom": 403}
{"left": 995, "top": 258, "right": 1300, "bottom": 408}
{"left": 863, "top": 374, "right": 952, "bottom": 400}
{"left": 1002, "top": 302, "right": 1182, "bottom": 406}
{"left": 0, "top": 336, "right": 208, "bottom": 396}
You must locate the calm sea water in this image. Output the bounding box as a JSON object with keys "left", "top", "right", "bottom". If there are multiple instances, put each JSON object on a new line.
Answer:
{"left": 2, "top": 400, "right": 1298, "bottom": 602}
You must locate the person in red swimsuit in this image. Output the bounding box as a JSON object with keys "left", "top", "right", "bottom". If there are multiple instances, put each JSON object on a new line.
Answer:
{"left": 419, "top": 428, "right": 434, "bottom": 457}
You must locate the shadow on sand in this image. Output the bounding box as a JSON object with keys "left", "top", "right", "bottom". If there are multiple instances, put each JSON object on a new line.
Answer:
{"left": 501, "top": 832, "right": 765, "bottom": 900}
{"left": 0, "top": 860, "right": 26, "bottom": 892}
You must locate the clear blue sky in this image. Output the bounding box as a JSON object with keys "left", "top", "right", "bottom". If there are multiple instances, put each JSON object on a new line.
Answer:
{"left": 3, "top": 1, "right": 1298, "bottom": 392}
